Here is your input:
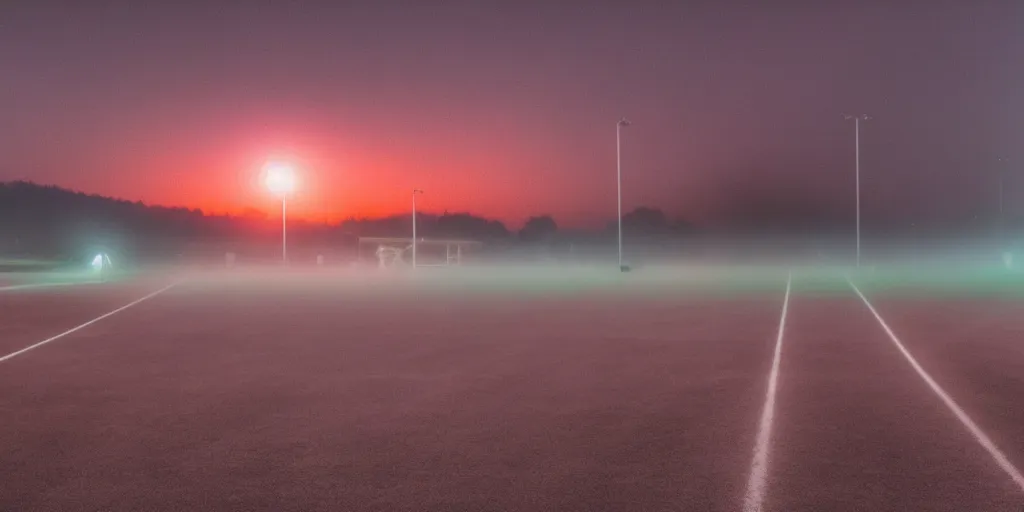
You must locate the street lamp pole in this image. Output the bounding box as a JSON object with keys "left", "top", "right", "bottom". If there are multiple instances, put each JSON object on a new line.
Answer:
{"left": 997, "top": 158, "right": 1008, "bottom": 225}
{"left": 412, "top": 189, "right": 423, "bottom": 268}
{"left": 617, "top": 117, "right": 630, "bottom": 271}
{"left": 845, "top": 114, "right": 870, "bottom": 267}
{"left": 263, "top": 162, "right": 296, "bottom": 265}
{"left": 281, "top": 195, "right": 287, "bottom": 263}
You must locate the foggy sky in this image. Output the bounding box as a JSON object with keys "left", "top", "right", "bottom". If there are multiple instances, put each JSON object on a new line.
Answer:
{"left": 1, "top": 2, "right": 1021, "bottom": 229}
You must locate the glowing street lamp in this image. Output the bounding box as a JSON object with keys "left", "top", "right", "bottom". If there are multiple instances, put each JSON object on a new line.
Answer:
{"left": 91, "top": 252, "right": 112, "bottom": 281}
{"left": 264, "top": 162, "right": 296, "bottom": 263}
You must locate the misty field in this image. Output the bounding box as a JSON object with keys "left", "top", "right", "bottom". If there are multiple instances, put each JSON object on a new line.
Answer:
{"left": 2, "top": 266, "right": 1024, "bottom": 511}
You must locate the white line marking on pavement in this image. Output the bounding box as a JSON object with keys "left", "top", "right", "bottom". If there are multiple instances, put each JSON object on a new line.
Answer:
{"left": 0, "top": 281, "right": 97, "bottom": 292}
{"left": 0, "top": 282, "right": 178, "bottom": 365}
{"left": 848, "top": 278, "right": 1024, "bottom": 493}
{"left": 743, "top": 271, "right": 792, "bottom": 512}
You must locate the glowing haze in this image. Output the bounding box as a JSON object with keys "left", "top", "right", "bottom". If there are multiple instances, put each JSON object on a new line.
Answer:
{"left": 1, "top": 3, "right": 1021, "bottom": 229}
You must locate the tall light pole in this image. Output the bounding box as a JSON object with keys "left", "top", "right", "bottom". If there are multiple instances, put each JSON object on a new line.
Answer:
{"left": 265, "top": 162, "right": 296, "bottom": 264}
{"left": 412, "top": 189, "right": 423, "bottom": 268}
{"left": 844, "top": 114, "right": 870, "bottom": 267}
{"left": 997, "top": 158, "right": 1008, "bottom": 226}
{"left": 617, "top": 117, "right": 631, "bottom": 271}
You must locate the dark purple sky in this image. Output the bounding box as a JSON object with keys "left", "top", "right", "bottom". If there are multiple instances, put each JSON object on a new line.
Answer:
{"left": 1, "top": 2, "right": 1021, "bottom": 228}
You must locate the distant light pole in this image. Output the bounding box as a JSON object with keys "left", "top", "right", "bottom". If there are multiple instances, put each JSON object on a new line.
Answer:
{"left": 412, "top": 189, "right": 423, "bottom": 268}
{"left": 617, "top": 117, "right": 631, "bottom": 271}
{"left": 997, "top": 158, "right": 1008, "bottom": 225}
{"left": 844, "top": 114, "right": 871, "bottom": 267}
{"left": 264, "top": 162, "right": 296, "bottom": 264}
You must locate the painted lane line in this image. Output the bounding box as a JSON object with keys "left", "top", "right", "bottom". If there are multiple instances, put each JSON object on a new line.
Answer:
{"left": 743, "top": 271, "right": 792, "bottom": 512}
{"left": 0, "top": 282, "right": 178, "bottom": 365}
{"left": 848, "top": 278, "right": 1024, "bottom": 493}
{"left": 0, "top": 281, "right": 98, "bottom": 292}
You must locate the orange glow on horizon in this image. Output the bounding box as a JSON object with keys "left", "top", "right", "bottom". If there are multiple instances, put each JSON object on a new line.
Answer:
{"left": 46, "top": 115, "right": 630, "bottom": 232}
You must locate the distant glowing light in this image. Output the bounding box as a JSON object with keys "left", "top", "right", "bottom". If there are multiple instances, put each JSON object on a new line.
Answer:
{"left": 264, "top": 162, "right": 297, "bottom": 195}
{"left": 91, "top": 254, "right": 103, "bottom": 269}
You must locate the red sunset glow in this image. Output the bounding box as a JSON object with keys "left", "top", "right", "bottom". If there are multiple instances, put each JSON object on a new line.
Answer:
{"left": 1, "top": 3, "right": 1020, "bottom": 231}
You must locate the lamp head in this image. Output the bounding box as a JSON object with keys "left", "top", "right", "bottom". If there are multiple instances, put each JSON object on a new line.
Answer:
{"left": 264, "top": 162, "right": 296, "bottom": 196}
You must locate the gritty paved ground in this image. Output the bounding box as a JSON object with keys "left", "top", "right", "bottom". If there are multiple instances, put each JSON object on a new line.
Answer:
{"left": 1, "top": 267, "right": 1023, "bottom": 511}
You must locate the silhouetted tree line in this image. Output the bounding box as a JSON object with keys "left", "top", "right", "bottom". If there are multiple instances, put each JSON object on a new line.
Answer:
{"left": 0, "top": 182, "right": 350, "bottom": 262}
{"left": 0, "top": 181, "right": 209, "bottom": 261}
{"left": 339, "top": 211, "right": 510, "bottom": 241}
{"left": 605, "top": 207, "right": 695, "bottom": 236}
{"left": 8, "top": 180, "right": 1007, "bottom": 265}
{"left": 0, "top": 181, "right": 704, "bottom": 263}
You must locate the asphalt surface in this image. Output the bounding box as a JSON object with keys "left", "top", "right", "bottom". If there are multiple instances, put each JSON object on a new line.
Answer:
{"left": 1, "top": 271, "right": 1023, "bottom": 511}
{"left": 769, "top": 296, "right": 1021, "bottom": 511}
